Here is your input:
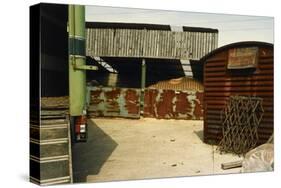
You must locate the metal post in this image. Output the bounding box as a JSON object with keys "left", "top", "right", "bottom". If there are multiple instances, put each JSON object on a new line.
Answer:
{"left": 141, "top": 59, "right": 146, "bottom": 113}
{"left": 68, "top": 5, "right": 86, "bottom": 116}
{"left": 141, "top": 59, "right": 146, "bottom": 89}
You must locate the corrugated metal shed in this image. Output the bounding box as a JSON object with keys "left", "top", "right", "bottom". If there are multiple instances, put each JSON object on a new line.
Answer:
{"left": 201, "top": 41, "right": 273, "bottom": 145}
{"left": 86, "top": 22, "right": 218, "bottom": 60}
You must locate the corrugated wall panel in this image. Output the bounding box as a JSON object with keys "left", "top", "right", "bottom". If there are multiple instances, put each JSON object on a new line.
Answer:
{"left": 203, "top": 42, "right": 273, "bottom": 145}
{"left": 87, "top": 87, "right": 141, "bottom": 118}
{"left": 144, "top": 89, "right": 204, "bottom": 120}
{"left": 86, "top": 28, "right": 218, "bottom": 60}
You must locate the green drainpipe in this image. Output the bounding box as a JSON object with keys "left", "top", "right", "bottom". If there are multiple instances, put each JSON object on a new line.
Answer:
{"left": 68, "top": 5, "right": 86, "bottom": 116}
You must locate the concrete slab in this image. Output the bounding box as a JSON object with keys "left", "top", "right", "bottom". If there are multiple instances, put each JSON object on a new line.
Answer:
{"left": 72, "top": 118, "right": 242, "bottom": 183}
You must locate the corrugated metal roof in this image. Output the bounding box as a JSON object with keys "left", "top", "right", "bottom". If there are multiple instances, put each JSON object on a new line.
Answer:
{"left": 86, "top": 22, "right": 218, "bottom": 33}
{"left": 148, "top": 77, "right": 204, "bottom": 91}
{"left": 86, "top": 22, "right": 171, "bottom": 30}
{"left": 86, "top": 27, "right": 218, "bottom": 60}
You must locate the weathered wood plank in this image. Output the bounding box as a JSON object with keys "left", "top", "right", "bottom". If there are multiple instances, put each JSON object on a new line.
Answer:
{"left": 221, "top": 160, "right": 243, "bottom": 170}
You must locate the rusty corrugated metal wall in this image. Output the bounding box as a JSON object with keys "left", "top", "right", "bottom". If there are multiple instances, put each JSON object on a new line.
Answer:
{"left": 87, "top": 87, "right": 204, "bottom": 120}
{"left": 144, "top": 89, "right": 204, "bottom": 120}
{"left": 87, "top": 87, "right": 141, "bottom": 118}
{"left": 202, "top": 42, "right": 273, "bottom": 145}
{"left": 86, "top": 28, "right": 218, "bottom": 60}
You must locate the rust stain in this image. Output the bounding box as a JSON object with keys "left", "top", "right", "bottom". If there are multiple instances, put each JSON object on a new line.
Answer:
{"left": 194, "top": 92, "right": 204, "bottom": 119}
{"left": 104, "top": 88, "right": 120, "bottom": 100}
{"left": 124, "top": 89, "right": 140, "bottom": 114}
{"left": 104, "top": 88, "right": 121, "bottom": 114}
{"left": 144, "top": 89, "right": 203, "bottom": 120}
{"left": 90, "top": 90, "right": 104, "bottom": 105}
{"left": 88, "top": 87, "right": 141, "bottom": 118}
{"left": 174, "top": 93, "right": 190, "bottom": 114}
{"left": 156, "top": 90, "right": 175, "bottom": 118}
{"left": 91, "top": 90, "right": 102, "bottom": 98}
{"left": 143, "top": 89, "right": 158, "bottom": 118}
{"left": 89, "top": 87, "right": 203, "bottom": 120}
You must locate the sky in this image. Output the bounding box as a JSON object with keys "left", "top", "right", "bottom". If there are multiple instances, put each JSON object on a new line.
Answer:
{"left": 85, "top": 5, "right": 273, "bottom": 47}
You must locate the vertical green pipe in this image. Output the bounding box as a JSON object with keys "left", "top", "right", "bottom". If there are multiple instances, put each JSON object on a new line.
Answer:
{"left": 68, "top": 5, "right": 86, "bottom": 116}
{"left": 141, "top": 59, "right": 146, "bottom": 112}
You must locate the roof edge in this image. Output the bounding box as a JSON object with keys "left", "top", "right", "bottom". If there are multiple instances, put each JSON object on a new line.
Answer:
{"left": 200, "top": 41, "right": 273, "bottom": 62}
{"left": 86, "top": 21, "right": 218, "bottom": 32}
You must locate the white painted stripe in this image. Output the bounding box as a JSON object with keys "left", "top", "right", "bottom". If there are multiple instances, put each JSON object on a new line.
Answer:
{"left": 30, "top": 138, "right": 68, "bottom": 145}
{"left": 30, "top": 155, "right": 69, "bottom": 163}
{"left": 31, "top": 125, "right": 68, "bottom": 129}
{"left": 30, "top": 176, "right": 70, "bottom": 185}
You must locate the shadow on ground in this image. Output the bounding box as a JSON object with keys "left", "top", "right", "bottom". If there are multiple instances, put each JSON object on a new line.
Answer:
{"left": 194, "top": 130, "right": 204, "bottom": 142}
{"left": 71, "top": 120, "right": 118, "bottom": 183}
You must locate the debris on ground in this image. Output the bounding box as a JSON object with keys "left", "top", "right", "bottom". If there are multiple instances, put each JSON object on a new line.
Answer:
{"left": 221, "top": 160, "right": 243, "bottom": 170}
{"left": 171, "top": 164, "right": 177, "bottom": 167}
{"left": 170, "top": 139, "right": 176, "bottom": 142}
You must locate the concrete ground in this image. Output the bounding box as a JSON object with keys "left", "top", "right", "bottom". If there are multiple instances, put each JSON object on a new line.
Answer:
{"left": 72, "top": 118, "right": 243, "bottom": 183}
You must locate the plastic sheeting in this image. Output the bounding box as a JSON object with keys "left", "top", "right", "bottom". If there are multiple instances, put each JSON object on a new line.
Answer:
{"left": 242, "top": 143, "right": 274, "bottom": 173}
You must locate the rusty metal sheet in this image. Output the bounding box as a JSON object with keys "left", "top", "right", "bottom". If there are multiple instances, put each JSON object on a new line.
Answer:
{"left": 144, "top": 89, "right": 204, "bottom": 120}
{"left": 227, "top": 47, "right": 258, "bottom": 69}
{"left": 87, "top": 87, "right": 141, "bottom": 118}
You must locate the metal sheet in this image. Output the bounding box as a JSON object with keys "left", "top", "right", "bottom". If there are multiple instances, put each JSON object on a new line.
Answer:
{"left": 88, "top": 87, "right": 141, "bottom": 118}
{"left": 227, "top": 47, "right": 258, "bottom": 69}
{"left": 144, "top": 89, "right": 204, "bottom": 120}
{"left": 202, "top": 42, "right": 273, "bottom": 145}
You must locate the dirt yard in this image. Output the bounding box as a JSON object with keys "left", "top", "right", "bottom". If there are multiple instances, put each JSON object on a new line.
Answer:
{"left": 71, "top": 118, "right": 242, "bottom": 183}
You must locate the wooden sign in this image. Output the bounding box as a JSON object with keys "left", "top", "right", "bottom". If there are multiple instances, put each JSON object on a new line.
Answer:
{"left": 228, "top": 47, "right": 258, "bottom": 69}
